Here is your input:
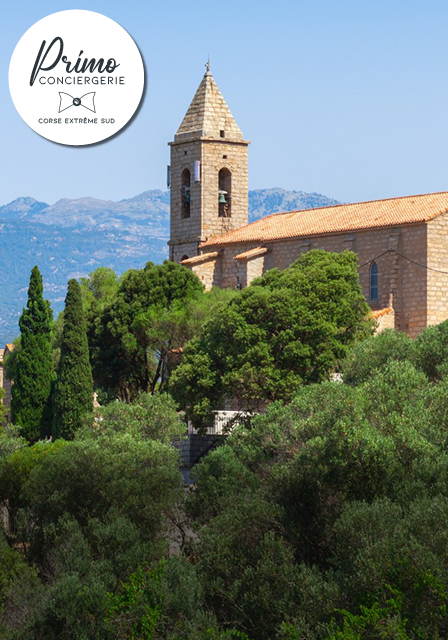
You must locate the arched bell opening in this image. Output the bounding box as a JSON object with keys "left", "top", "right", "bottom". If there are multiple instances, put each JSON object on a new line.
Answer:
{"left": 218, "top": 168, "right": 231, "bottom": 217}
{"left": 181, "top": 168, "right": 191, "bottom": 218}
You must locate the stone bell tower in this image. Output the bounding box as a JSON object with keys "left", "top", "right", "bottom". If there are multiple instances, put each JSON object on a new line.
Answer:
{"left": 168, "top": 63, "right": 250, "bottom": 263}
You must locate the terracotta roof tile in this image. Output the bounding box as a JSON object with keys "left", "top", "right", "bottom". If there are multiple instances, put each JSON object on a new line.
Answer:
{"left": 181, "top": 251, "right": 219, "bottom": 266}
{"left": 233, "top": 246, "right": 270, "bottom": 261}
{"left": 372, "top": 307, "right": 393, "bottom": 319}
{"left": 170, "top": 347, "right": 184, "bottom": 354}
{"left": 200, "top": 192, "right": 448, "bottom": 248}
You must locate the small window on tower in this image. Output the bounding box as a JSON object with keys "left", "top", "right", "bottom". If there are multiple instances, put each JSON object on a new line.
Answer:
{"left": 181, "top": 168, "right": 191, "bottom": 219}
{"left": 370, "top": 262, "right": 378, "bottom": 301}
{"left": 220, "top": 130, "right": 225, "bottom": 138}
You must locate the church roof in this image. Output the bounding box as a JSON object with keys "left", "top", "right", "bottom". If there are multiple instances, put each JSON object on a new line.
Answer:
{"left": 175, "top": 67, "right": 243, "bottom": 142}
{"left": 200, "top": 192, "right": 448, "bottom": 248}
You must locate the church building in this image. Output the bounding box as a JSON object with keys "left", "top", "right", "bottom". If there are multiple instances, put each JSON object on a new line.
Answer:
{"left": 169, "top": 65, "right": 448, "bottom": 337}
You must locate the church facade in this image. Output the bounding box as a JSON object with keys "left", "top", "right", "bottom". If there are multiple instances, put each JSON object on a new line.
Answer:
{"left": 169, "top": 67, "right": 448, "bottom": 337}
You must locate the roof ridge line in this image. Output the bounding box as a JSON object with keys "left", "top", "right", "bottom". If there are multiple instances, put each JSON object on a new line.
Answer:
{"left": 199, "top": 191, "right": 448, "bottom": 248}
{"left": 252, "top": 190, "right": 448, "bottom": 221}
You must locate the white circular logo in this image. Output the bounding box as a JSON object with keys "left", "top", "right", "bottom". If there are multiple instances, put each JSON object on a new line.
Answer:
{"left": 9, "top": 10, "right": 144, "bottom": 146}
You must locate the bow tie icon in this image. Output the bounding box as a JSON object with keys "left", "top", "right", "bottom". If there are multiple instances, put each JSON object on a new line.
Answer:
{"left": 58, "top": 92, "right": 96, "bottom": 114}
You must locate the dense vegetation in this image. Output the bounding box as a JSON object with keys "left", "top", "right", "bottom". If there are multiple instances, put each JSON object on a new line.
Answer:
{"left": 2, "top": 252, "right": 448, "bottom": 638}
{"left": 171, "top": 250, "right": 373, "bottom": 428}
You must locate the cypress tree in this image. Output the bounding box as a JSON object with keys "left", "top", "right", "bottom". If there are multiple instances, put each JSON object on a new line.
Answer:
{"left": 11, "top": 266, "right": 54, "bottom": 441}
{"left": 53, "top": 279, "right": 93, "bottom": 439}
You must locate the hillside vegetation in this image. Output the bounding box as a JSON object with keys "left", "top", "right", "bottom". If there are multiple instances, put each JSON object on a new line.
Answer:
{"left": 2, "top": 253, "right": 447, "bottom": 638}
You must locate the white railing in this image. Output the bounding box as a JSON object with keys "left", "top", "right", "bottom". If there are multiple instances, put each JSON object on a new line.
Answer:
{"left": 187, "top": 410, "right": 253, "bottom": 435}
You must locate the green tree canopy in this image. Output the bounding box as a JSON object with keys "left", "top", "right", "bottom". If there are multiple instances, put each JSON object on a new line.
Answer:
{"left": 171, "top": 250, "right": 373, "bottom": 429}
{"left": 0, "top": 431, "right": 183, "bottom": 639}
{"left": 184, "top": 355, "right": 448, "bottom": 639}
{"left": 52, "top": 267, "right": 120, "bottom": 373}
{"left": 4, "top": 316, "right": 448, "bottom": 638}
{"left": 341, "top": 327, "right": 415, "bottom": 385}
{"left": 92, "top": 260, "right": 204, "bottom": 400}
{"left": 11, "top": 266, "right": 54, "bottom": 441}
{"left": 413, "top": 319, "right": 448, "bottom": 381}
{"left": 86, "top": 392, "right": 185, "bottom": 444}
{"left": 52, "top": 279, "right": 93, "bottom": 439}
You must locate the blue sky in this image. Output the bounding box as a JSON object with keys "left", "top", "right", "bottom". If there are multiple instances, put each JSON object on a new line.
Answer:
{"left": 2, "top": 0, "right": 448, "bottom": 205}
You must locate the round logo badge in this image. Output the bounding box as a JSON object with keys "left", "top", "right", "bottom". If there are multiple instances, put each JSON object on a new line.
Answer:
{"left": 9, "top": 10, "right": 145, "bottom": 146}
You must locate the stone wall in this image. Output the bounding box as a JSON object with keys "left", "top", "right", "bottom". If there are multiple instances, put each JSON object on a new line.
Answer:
{"left": 201, "top": 140, "right": 248, "bottom": 240}
{"left": 169, "top": 138, "right": 204, "bottom": 263}
{"left": 169, "top": 137, "right": 248, "bottom": 264}
{"left": 232, "top": 253, "right": 266, "bottom": 288}
{"left": 374, "top": 308, "right": 395, "bottom": 332}
{"left": 426, "top": 211, "right": 448, "bottom": 327}
{"left": 188, "top": 255, "right": 222, "bottom": 289}
{"left": 190, "top": 222, "right": 432, "bottom": 336}
{"left": 246, "top": 255, "right": 265, "bottom": 286}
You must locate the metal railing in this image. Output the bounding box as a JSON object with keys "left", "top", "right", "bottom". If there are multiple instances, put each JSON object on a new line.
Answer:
{"left": 187, "top": 410, "right": 253, "bottom": 435}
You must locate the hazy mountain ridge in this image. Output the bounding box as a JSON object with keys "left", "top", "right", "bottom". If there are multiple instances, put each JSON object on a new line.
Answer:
{"left": 0, "top": 188, "right": 339, "bottom": 343}
{"left": 0, "top": 197, "right": 49, "bottom": 219}
{"left": 249, "top": 188, "right": 340, "bottom": 220}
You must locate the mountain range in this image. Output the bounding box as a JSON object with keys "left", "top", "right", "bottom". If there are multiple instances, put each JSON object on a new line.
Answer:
{"left": 0, "top": 188, "right": 340, "bottom": 344}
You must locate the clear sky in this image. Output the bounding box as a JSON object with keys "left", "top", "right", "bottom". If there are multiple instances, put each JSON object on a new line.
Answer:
{"left": 2, "top": 0, "right": 448, "bottom": 206}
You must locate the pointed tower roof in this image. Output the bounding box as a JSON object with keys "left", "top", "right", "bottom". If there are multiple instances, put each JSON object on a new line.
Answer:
{"left": 175, "top": 65, "right": 244, "bottom": 142}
